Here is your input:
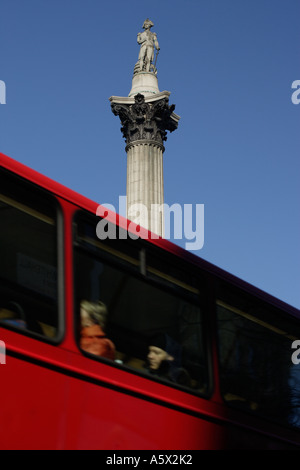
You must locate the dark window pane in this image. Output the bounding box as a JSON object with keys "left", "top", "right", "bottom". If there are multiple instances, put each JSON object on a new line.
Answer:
{"left": 217, "top": 285, "right": 300, "bottom": 430}
{"left": 0, "top": 169, "right": 59, "bottom": 339}
{"left": 74, "top": 212, "right": 209, "bottom": 395}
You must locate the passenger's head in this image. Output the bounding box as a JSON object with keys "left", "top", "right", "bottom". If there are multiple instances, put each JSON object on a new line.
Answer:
{"left": 80, "top": 300, "right": 108, "bottom": 328}
{"left": 147, "top": 334, "right": 174, "bottom": 370}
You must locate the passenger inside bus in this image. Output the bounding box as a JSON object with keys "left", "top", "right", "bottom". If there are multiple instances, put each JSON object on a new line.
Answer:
{"left": 80, "top": 300, "right": 116, "bottom": 360}
{"left": 146, "top": 333, "right": 191, "bottom": 387}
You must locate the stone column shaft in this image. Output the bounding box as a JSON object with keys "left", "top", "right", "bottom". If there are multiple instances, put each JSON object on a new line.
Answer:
{"left": 126, "top": 142, "right": 164, "bottom": 235}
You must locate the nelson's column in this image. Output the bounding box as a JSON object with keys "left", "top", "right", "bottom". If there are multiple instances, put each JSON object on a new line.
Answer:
{"left": 109, "top": 19, "right": 180, "bottom": 237}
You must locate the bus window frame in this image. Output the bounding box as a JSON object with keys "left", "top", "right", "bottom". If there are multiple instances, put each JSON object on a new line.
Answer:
{"left": 0, "top": 168, "right": 65, "bottom": 345}
{"left": 215, "top": 284, "right": 300, "bottom": 431}
{"left": 72, "top": 209, "right": 213, "bottom": 399}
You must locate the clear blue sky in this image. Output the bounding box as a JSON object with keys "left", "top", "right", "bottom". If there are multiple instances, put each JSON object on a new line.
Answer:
{"left": 1, "top": 0, "right": 299, "bottom": 309}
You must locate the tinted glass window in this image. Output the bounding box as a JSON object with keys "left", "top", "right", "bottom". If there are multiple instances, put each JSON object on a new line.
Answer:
{"left": 74, "top": 212, "right": 209, "bottom": 395}
{"left": 0, "top": 169, "right": 59, "bottom": 339}
{"left": 217, "top": 284, "right": 300, "bottom": 429}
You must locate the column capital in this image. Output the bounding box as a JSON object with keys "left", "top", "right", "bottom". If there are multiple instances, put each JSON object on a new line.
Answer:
{"left": 110, "top": 93, "right": 180, "bottom": 148}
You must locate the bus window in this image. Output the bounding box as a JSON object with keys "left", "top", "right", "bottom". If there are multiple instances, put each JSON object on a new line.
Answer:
{"left": 216, "top": 284, "right": 300, "bottom": 429}
{"left": 0, "top": 169, "right": 60, "bottom": 339}
{"left": 73, "top": 212, "right": 209, "bottom": 396}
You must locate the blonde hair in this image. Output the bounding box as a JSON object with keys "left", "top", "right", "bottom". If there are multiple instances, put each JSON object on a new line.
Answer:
{"left": 80, "top": 300, "right": 108, "bottom": 328}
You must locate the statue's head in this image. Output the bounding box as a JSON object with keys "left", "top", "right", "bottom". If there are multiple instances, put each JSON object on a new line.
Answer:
{"left": 143, "top": 18, "right": 154, "bottom": 30}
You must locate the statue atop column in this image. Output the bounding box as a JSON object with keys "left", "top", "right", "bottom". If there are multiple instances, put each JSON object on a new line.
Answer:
{"left": 109, "top": 19, "right": 180, "bottom": 237}
{"left": 136, "top": 19, "right": 160, "bottom": 74}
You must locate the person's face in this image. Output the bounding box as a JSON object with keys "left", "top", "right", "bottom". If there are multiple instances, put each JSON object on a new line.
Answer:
{"left": 148, "top": 346, "right": 172, "bottom": 370}
{"left": 80, "top": 324, "right": 104, "bottom": 356}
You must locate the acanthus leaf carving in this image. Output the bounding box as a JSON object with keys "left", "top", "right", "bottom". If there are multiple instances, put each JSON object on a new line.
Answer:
{"left": 111, "top": 93, "right": 178, "bottom": 146}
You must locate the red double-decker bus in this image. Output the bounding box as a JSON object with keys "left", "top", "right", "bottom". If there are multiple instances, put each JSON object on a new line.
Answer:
{"left": 0, "top": 151, "right": 299, "bottom": 450}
